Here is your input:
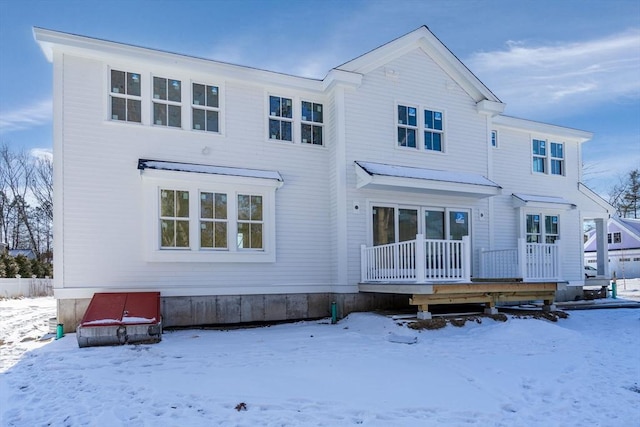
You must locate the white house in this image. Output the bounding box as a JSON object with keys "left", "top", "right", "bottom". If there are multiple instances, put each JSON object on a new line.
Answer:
{"left": 585, "top": 217, "right": 640, "bottom": 279}
{"left": 34, "top": 26, "right": 613, "bottom": 329}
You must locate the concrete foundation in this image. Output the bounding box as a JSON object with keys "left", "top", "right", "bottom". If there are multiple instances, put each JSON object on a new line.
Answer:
{"left": 57, "top": 292, "right": 410, "bottom": 332}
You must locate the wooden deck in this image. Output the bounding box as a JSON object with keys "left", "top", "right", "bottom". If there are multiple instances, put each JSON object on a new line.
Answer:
{"left": 359, "top": 281, "right": 558, "bottom": 319}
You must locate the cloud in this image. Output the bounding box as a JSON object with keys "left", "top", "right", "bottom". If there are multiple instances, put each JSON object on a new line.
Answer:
{"left": 30, "top": 148, "right": 53, "bottom": 161}
{"left": 466, "top": 29, "right": 640, "bottom": 119}
{"left": 0, "top": 99, "right": 52, "bottom": 133}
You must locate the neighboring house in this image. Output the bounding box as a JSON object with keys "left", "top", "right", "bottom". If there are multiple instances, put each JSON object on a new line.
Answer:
{"left": 585, "top": 218, "right": 640, "bottom": 279}
{"left": 8, "top": 249, "right": 37, "bottom": 260}
{"left": 34, "top": 26, "right": 612, "bottom": 328}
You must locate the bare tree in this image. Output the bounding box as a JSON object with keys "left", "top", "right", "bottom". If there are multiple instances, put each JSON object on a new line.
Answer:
{"left": 0, "top": 144, "right": 38, "bottom": 256}
{"left": 609, "top": 168, "right": 640, "bottom": 218}
{"left": 29, "top": 155, "right": 53, "bottom": 222}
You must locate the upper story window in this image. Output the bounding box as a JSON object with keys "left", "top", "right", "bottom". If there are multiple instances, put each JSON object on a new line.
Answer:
{"left": 491, "top": 130, "right": 498, "bottom": 148}
{"left": 424, "top": 109, "right": 443, "bottom": 152}
{"left": 160, "top": 189, "right": 190, "bottom": 248}
{"left": 532, "top": 139, "right": 546, "bottom": 173}
{"left": 301, "top": 101, "right": 323, "bottom": 145}
{"left": 153, "top": 77, "right": 182, "bottom": 128}
{"left": 110, "top": 70, "right": 141, "bottom": 123}
{"left": 532, "top": 139, "right": 564, "bottom": 176}
{"left": 269, "top": 96, "right": 293, "bottom": 141}
{"left": 192, "top": 83, "right": 219, "bottom": 133}
{"left": 608, "top": 232, "right": 622, "bottom": 244}
{"left": 397, "top": 105, "right": 417, "bottom": 148}
{"left": 200, "top": 192, "right": 227, "bottom": 249}
{"left": 526, "top": 214, "right": 559, "bottom": 243}
{"left": 550, "top": 142, "right": 564, "bottom": 175}
{"left": 396, "top": 105, "right": 444, "bottom": 152}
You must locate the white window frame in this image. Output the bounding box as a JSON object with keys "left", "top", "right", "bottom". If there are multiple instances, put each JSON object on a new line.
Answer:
{"left": 191, "top": 81, "right": 221, "bottom": 134}
{"left": 368, "top": 202, "right": 471, "bottom": 246}
{"left": 152, "top": 75, "right": 182, "bottom": 128}
{"left": 268, "top": 95, "right": 293, "bottom": 142}
{"left": 550, "top": 142, "right": 564, "bottom": 176}
{"left": 109, "top": 68, "right": 142, "bottom": 123}
{"left": 532, "top": 138, "right": 565, "bottom": 176}
{"left": 397, "top": 104, "right": 418, "bottom": 149}
{"left": 199, "top": 191, "right": 228, "bottom": 250}
{"left": 525, "top": 212, "right": 560, "bottom": 243}
{"left": 395, "top": 102, "right": 446, "bottom": 153}
{"left": 159, "top": 188, "right": 191, "bottom": 249}
{"left": 300, "top": 100, "right": 324, "bottom": 145}
{"left": 142, "top": 170, "right": 278, "bottom": 263}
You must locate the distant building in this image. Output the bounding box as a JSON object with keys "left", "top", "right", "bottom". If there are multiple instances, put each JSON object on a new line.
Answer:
{"left": 584, "top": 218, "right": 640, "bottom": 279}
{"left": 8, "top": 249, "right": 37, "bottom": 260}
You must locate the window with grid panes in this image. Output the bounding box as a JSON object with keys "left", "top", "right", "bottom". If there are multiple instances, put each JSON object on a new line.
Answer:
{"left": 550, "top": 142, "right": 564, "bottom": 175}
{"left": 269, "top": 96, "right": 292, "bottom": 141}
{"left": 397, "top": 105, "right": 417, "bottom": 148}
{"left": 532, "top": 139, "right": 546, "bottom": 173}
{"left": 192, "top": 83, "right": 219, "bottom": 132}
{"left": 424, "top": 109, "right": 443, "bottom": 151}
{"left": 153, "top": 77, "right": 182, "bottom": 128}
{"left": 160, "top": 189, "right": 190, "bottom": 248}
{"left": 110, "top": 70, "right": 141, "bottom": 123}
{"left": 200, "top": 192, "right": 227, "bottom": 249}
{"left": 237, "top": 194, "right": 263, "bottom": 249}
{"left": 301, "top": 101, "right": 323, "bottom": 145}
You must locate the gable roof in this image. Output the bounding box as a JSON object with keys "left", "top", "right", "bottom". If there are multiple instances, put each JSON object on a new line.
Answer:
{"left": 584, "top": 217, "right": 640, "bottom": 252}
{"left": 336, "top": 26, "right": 504, "bottom": 107}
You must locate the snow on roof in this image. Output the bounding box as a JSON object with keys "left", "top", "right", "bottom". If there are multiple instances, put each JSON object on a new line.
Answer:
{"left": 355, "top": 161, "right": 501, "bottom": 188}
{"left": 512, "top": 193, "right": 576, "bottom": 207}
{"left": 138, "top": 159, "right": 283, "bottom": 182}
{"left": 619, "top": 217, "right": 640, "bottom": 235}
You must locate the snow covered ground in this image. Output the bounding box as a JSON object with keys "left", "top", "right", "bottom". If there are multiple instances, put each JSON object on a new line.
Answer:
{"left": 1, "top": 283, "right": 639, "bottom": 426}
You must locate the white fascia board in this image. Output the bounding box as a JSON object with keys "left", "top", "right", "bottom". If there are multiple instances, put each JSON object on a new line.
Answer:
{"left": 322, "top": 69, "right": 362, "bottom": 91}
{"left": 140, "top": 167, "right": 283, "bottom": 189}
{"left": 33, "top": 27, "right": 323, "bottom": 93}
{"left": 494, "top": 115, "right": 593, "bottom": 142}
{"left": 512, "top": 193, "right": 576, "bottom": 210}
{"left": 336, "top": 26, "right": 501, "bottom": 104}
{"left": 355, "top": 162, "right": 501, "bottom": 198}
{"left": 476, "top": 99, "right": 506, "bottom": 116}
{"left": 578, "top": 183, "right": 615, "bottom": 214}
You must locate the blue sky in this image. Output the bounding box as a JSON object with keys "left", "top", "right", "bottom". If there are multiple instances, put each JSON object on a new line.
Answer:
{"left": 0, "top": 0, "right": 638, "bottom": 197}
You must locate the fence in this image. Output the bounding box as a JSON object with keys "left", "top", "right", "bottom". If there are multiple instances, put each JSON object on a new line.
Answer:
{"left": 0, "top": 277, "right": 53, "bottom": 298}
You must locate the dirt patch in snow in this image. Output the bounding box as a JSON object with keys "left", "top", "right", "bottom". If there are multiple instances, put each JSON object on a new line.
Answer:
{"left": 407, "top": 310, "right": 568, "bottom": 330}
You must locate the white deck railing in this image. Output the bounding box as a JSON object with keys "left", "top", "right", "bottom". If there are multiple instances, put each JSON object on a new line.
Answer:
{"left": 361, "top": 235, "right": 470, "bottom": 283}
{"left": 479, "top": 239, "right": 561, "bottom": 281}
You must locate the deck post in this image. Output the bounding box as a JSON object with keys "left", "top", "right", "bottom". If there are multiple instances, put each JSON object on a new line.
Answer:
{"left": 554, "top": 240, "right": 561, "bottom": 280}
{"left": 415, "top": 234, "right": 426, "bottom": 283}
{"left": 542, "top": 299, "right": 557, "bottom": 312}
{"left": 417, "top": 303, "right": 432, "bottom": 320}
{"left": 517, "top": 238, "right": 527, "bottom": 280}
{"left": 360, "top": 244, "right": 367, "bottom": 283}
{"left": 462, "top": 235, "right": 471, "bottom": 282}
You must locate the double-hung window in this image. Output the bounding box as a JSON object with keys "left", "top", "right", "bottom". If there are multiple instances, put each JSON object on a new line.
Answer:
{"left": 110, "top": 70, "right": 141, "bottom": 123}
{"left": 608, "top": 232, "right": 621, "bottom": 244}
{"left": 424, "top": 109, "right": 443, "bottom": 152}
{"left": 550, "top": 142, "right": 564, "bottom": 175}
{"left": 526, "top": 214, "right": 559, "bottom": 243}
{"left": 237, "top": 195, "right": 263, "bottom": 249}
{"left": 160, "top": 189, "right": 190, "bottom": 248}
{"left": 200, "top": 192, "right": 227, "bottom": 249}
{"left": 532, "top": 139, "right": 546, "bottom": 173}
{"left": 397, "top": 105, "right": 417, "bottom": 148}
{"left": 269, "top": 96, "right": 293, "bottom": 141}
{"left": 153, "top": 77, "right": 182, "bottom": 128}
{"left": 301, "top": 101, "right": 323, "bottom": 145}
{"left": 532, "top": 139, "right": 564, "bottom": 176}
{"left": 192, "top": 83, "right": 219, "bottom": 132}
